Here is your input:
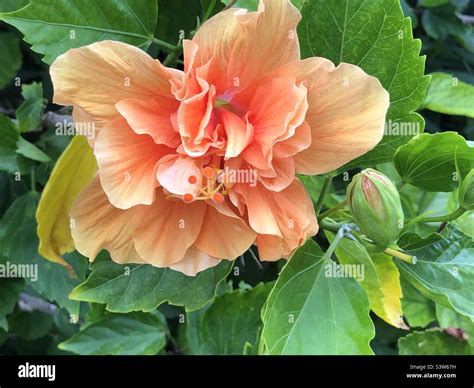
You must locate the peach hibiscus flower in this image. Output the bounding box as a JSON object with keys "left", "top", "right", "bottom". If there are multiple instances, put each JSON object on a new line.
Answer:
{"left": 50, "top": 0, "right": 389, "bottom": 276}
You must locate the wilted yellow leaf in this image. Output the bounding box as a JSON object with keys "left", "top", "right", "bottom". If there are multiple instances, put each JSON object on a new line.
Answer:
{"left": 36, "top": 136, "right": 97, "bottom": 266}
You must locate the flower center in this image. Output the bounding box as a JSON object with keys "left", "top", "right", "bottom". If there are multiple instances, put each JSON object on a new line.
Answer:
{"left": 183, "top": 166, "right": 233, "bottom": 204}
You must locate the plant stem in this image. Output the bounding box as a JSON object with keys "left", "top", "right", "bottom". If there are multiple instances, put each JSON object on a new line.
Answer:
{"left": 323, "top": 224, "right": 347, "bottom": 259}
{"left": 414, "top": 207, "right": 467, "bottom": 224}
{"left": 30, "top": 169, "right": 36, "bottom": 192}
{"left": 151, "top": 37, "right": 181, "bottom": 52}
{"left": 318, "top": 199, "right": 348, "bottom": 220}
{"left": 315, "top": 176, "right": 333, "bottom": 215}
{"left": 223, "top": 0, "right": 237, "bottom": 10}
{"left": 384, "top": 247, "right": 417, "bottom": 264}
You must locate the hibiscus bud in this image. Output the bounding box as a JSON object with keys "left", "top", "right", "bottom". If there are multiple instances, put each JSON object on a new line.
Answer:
{"left": 346, "top": 169, "right": 404, "bottom": 247}
{"left": 459, "top": 169, "right": 474, "bottom": 210}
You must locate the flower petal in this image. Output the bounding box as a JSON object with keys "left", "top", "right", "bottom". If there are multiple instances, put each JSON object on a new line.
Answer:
{"left": 70, "top": 176, "right": 144, "bottom": 264}
{"left": 132, "top": 191, "right": 207, "bottom": 267}
{"left": 217, "top": 109, "right": 253, "bottom": 159}
{"left": 266, "top": 58, "right": 389, "bottom": 174}
{"left": 192, "top": 0, "right": 301, "bottom": 93}
{"left": 116, "top": 97, "right": 180, "bottom": 148}
{"left": 233, "top": 179, "right": 317, "bottom": 260}
{"left": 51, "top": 40, "right": 180, "bottom": 130}
{"left": 194, "top": 202, "right": 256, "bottom": 259}
{"left": 170, "top": 246, "right": 222, "bottom": 276}
{"left": 156, "top": 155, "right": 204, "bottom": 198}
{"left": 94, "top": 117, "right": 171, "bottom": 209}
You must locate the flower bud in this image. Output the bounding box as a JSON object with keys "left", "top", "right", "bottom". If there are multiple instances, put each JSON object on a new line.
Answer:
{"left": 346, "top": 169, "right": 404, "bottom": 248}
{"left": 459, "top": 169, "right": 474, "bottom": 210}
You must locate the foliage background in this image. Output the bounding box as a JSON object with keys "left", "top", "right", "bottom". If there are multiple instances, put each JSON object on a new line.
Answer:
{"left": 0, "top": 0, "right": 473, "bottom": 355}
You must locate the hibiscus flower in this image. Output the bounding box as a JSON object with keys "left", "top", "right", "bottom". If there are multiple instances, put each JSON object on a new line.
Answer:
{"left": 50, "top": 0, "right": 389, "bottom": 276}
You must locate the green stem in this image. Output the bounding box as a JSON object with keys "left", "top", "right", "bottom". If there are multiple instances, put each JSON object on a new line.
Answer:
{"left": 151, "top": 37, "right": 181, "bottom": 52}
{"left": 30, "top": 169, "right": 36, "bottom": 192}
{"left": 315, "top": 176, "right": 333, "bottom": 215}
{"left": 318, "top": 199, "right": 348, "bottom": 220}
{"left": 384, "top": 247, "right": 417, "bottom": 264}
{"left": 323, "top": 225, "right": 346, "bottom": 259}
{"left": 413, "top": 207, "right": 467, "bottom": 224}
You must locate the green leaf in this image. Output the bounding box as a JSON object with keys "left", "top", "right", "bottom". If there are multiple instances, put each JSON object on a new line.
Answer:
{"left": 394, "top": 132, "right": 474, "bottom": 192}
{"left": 421, "top": 73, "right": 474, "bottom": 118}
{"left": 327, "top": 233, "right": 407, "bottom": 329}
{"left": 0, "top": 0, "right": 28, "bottom": 12}
{"left": 295, "top": 0, "right": 430, "bottom": 167}
{"left": 70, "top": 251, "right": 233, "bottom": 313}
{"left": 436, "top": 303, "right": 474, "bottom": 348}
{"left": 421, "top": 5, "right": 474, "bottom": 52}
{"left": 0, "top": 32, "right": 22, "bottom": 89}
{"left": 0, "top": 279, "right": 25, "bottom": 330}
{"left": 221, "top": 0, "right": 258, "bottom": 11}
{"left": 0, "top": 112, "right": 19, "bottom": 149}
{"left": 17, "top": 82, "right": 44, "bottom": 133}
{"left": 8, "top": 310, "right": 54, "bottom": 340}
{"left": 398, "top": 330, "right": 471, "bottom": 355}
{"left": 156, "top": 0, "right": 201, "bottom": 43}
{"left": 401, "top": 278, "right": 436, "bottom": 328}
{"left": 0, "top": 0, "right": 158, "bottom": 64}
{"left": 396, "top": 227, "right": 474, "bottom": 320}
{"left": 0, "top": 192, "right": 87, "bottom": 317}
{"left": 59, "top": 311, "right": 168, "bottom": 355}
{"left": 199, "top": 283, "right": 272, "bottom": 355}
{"left": 16, "top": 137, "right": 50, "bottom": 163}
{"left": 0, "top": 149, "right": 35, "bottom": 175}
{"left": 261, "top": 239, "right": 375, "bottom": 355}
{"left": 419, "top": 0, "right": 451, "bottom": 7}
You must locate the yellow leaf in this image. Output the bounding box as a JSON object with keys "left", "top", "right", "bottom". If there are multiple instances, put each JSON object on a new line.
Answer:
{"left": 36, "top": 136, "right": 97, "bottom": 266}
{"left": 326, "top": 232, "right": 408, "bottom": 329}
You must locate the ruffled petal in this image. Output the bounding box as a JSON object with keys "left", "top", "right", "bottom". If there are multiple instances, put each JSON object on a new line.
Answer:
{"left": 70, "top": 176, "right": 144, "bottom": 264}
{"left": 116, "top": 97, "right": 180, "bottom": 148}
{"left": 94, "top": 117, "right": 172, "bottom": 209}
{"left": 170, "top": 246, "right": 222, "bottom": 276}
{"left": 132, "top": 191, "right": 207, "bottom": 267}
{"left": 194, "top": 202, "right": 256, "bottom": 259}
{"left": 51, "top": 40, "right": 180, "bottom": 131}
{"left": 192, "top": 0, "right": 301, "bottom": 93}
{"left": 233, "top": 178, "right": 317, "bottom": 260}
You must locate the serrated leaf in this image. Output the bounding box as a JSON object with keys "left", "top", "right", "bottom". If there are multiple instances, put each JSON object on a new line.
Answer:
{"left": 396, "top": 227, "right": 474, "bottom": 320}
{"left": 0, "top": 279, "right": 25, "bottom": 331}
{"left": 36, "top": 136, "right": 96, "bottom": 266}
{"left": 398, "top": 330, "right": 471, "bottom": 355}
{"left": 0, "top": 32, "right": 22, "bottom": 89}
{"left": 0, "top": 192, "right": 87, "bottom": 317}
{"left": 422, "top": 72, "right": 474, "bottom": 118}
{"left": 394, "top": 132, "right": 474, "bottom": 192}
{"left": 401, "top": 278, "right": 436, "bottom": 328}
{"left": 261, "top": 239, "right": 374, "bottom": 355}
{"left": 70, "top": 251, "right": 233, "bottom": 313}
{"left": 17, "top": 82, "right": 44, "bottom": 133}
{"left": 295, "top": 0, "right": 430, "bottom": 167}
{"left": 0, "top": 112, "right": 19, "bottom": 149}
{"left": 16, "top": 137, "right": 50, "bottom": 163}
{"left": 0, "top": 0, "right": 158, "bottom": 64}
{"left": 327, "top": 233, "right": 407, "bottom": 329}
{"left": 59, "top": 311, "right": 168, "bottom": 355}
{"left": 200, "top": 283, "right": 272, "bottom": 355}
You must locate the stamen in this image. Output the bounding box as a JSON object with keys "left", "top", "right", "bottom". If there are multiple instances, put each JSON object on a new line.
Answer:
{"left": 183, "top": 193, "right": 194, "bottom": 203}
{"left": 203, "top": 166, "right": 214, "bottom": 178}
{"left": 212, "top": 193, "right": 224, "bottom": 204}
{"left": 188, "top": 175, "right": 197, "bottom": 184}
